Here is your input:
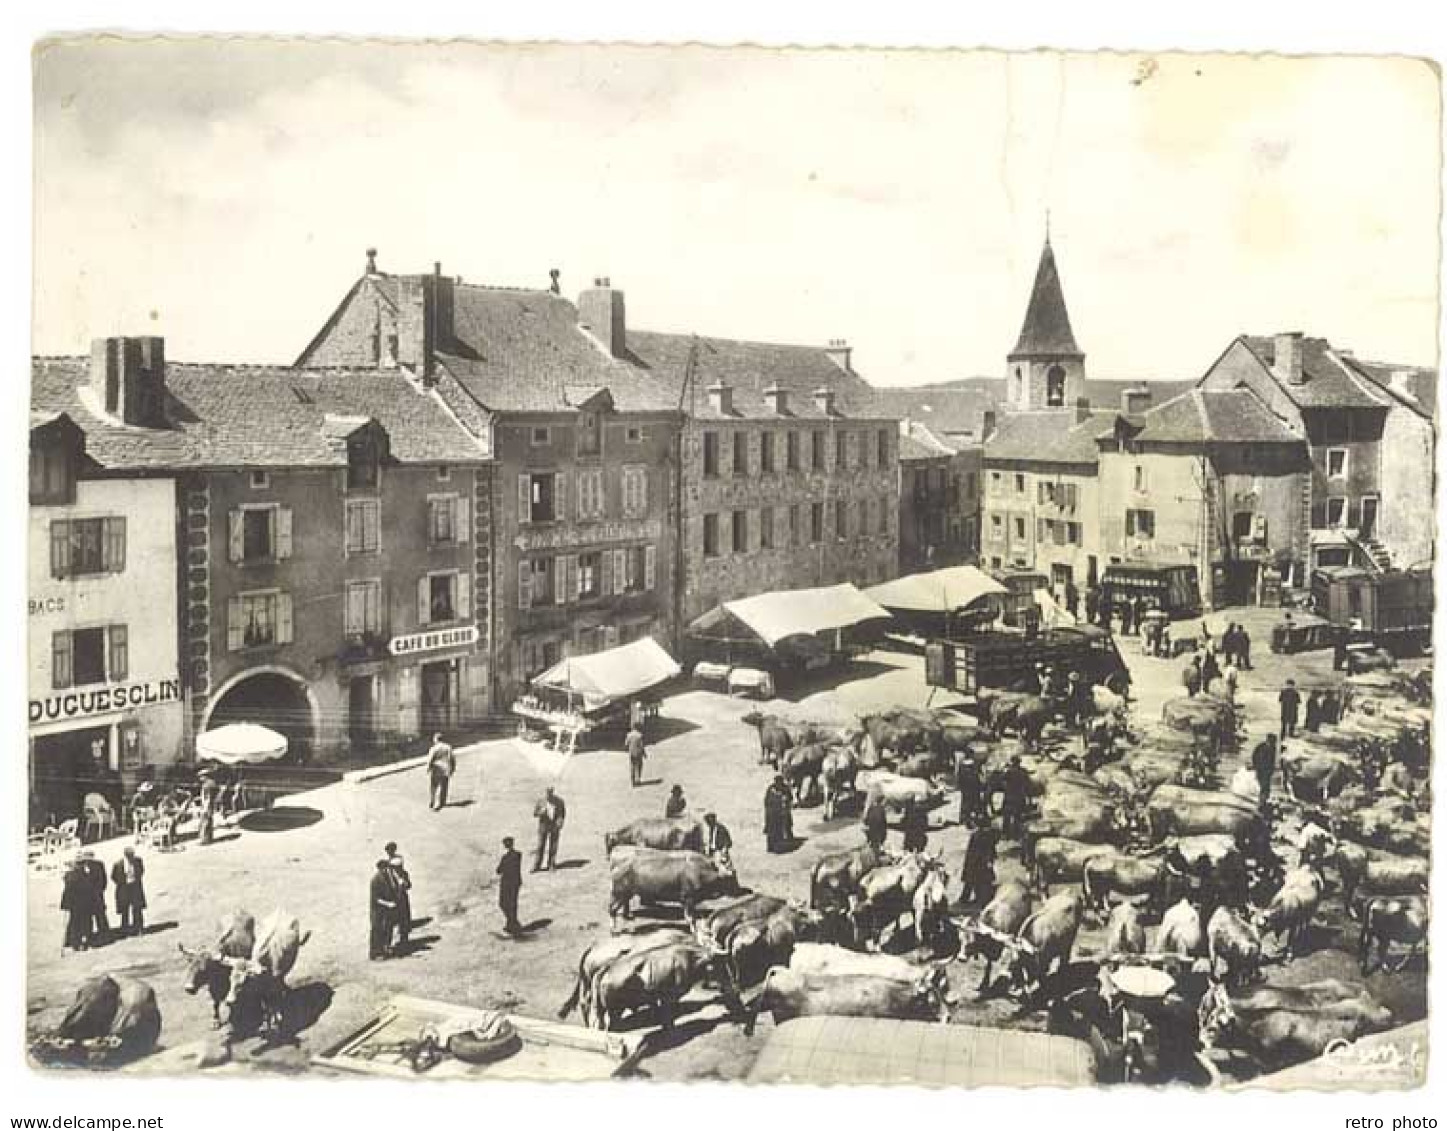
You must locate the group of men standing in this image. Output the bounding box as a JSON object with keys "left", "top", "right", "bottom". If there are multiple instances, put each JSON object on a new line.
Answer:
{"left": 60, "top": 846, "right": 146, "bottom": 953}
{"left": 368, "top": 842, "right": 413, "bottom": 959}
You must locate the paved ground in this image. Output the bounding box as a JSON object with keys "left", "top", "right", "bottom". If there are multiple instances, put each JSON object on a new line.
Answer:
{"left": 25, "top": 605, "right": 1428, "bottom": 1081}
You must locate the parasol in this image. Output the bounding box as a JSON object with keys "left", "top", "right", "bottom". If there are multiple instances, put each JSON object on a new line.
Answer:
{"left": 196, "top": 723, "right": 289, "bottom": 765}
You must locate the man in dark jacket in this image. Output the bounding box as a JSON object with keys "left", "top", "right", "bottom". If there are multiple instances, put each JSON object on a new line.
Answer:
{"left": 61, "top": 859, "right": 91, "bottom": 953}
{"left": 1279, "top": 679, "right": 1302, "bottom": 738}
{"left": 862, "top": 796, "right": 888, "bottom": 849}
{"left": 369, "top": 859, "right": 399, "bottom": 959}
{"left": 532, "top": 787, "right": 566, "bottom": 871}
{"left": 78, "top": 850, "right": 110, "bottom": 945}
{"left": 958, "top": 826, "right": 999, "bottom": 907}
{"left": 955, "top": 753, "right": 984, "bottom": 828}
{"left": 900, "top": 802, "right": 929, "bottom": 853}
{"left": 110, "top": 846, "right": 146, "bottom": 937}
{"left": 385, "top": 842, "right": 412, "bottom": 947}
{"left": 496, "top": 837, "right": 523, "bottom": 934}
{"left": 1251, "top": 733, "right": 1278, "bottom": 807}
{"left": 1000, "top": 756, "right": 1033, "bottom": 841}
{"left": 702, "top": 812, "right": 733, "bottom": 868}
{"left": 764, "top": 775, "right": 794, "bottom": 853}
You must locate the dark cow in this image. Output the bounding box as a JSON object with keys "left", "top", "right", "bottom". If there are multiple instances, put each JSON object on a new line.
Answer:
{"left": 604, "top": 816, "right": 706, "bottom": 854}
{"left": 743, "top": 967, "right": 947, "bottom": 1035}
{"left": 780, "top": 742, "right": 833, "bottom": 802}
{"left": 1027, "top": 836, "right": 1113, "bottom": 890}
{"left": 961, "top": 881, "right": 1033, "bottom": 992}
{"left": 179, "top": 909, "right": 256, "bottom": 1026}
{"left": 1198, "top": 980, "right": 1394, "bottom": 1072}
{"left": 1081, "top": 850, "right": 1165, "bottom": 916}
{"left": 1334, "top": 843, "right": 1429, "bottom": 914}
{"left": 985, "top": 693, "right": 1050, "bottom": 749}
{"left": 50, "top": 975, "right": 162, "bottom": 1065}
{"left": 695, "top": 894, "right": 788, "bottom": 950}
{"left": 589, "top": 940, "right": 742, "bottom": 1031}
{"left": 810, "top": 841, "right": 892, "bottom": 911}
{"left": 608, "top": 848, "right": 740, "bottom": 926}
{"left": 741, "top": 711, "right": 797, "bottom": 766}
{"left": 223, "top": 910, "right": 311, "bottom": 1036}
{"left": 1359, "top": 896, "right": 1428, "bottom": 975}
{"left": 856, "top": 711, "right": 942, "bottom": 763}
{"left": 558, "top": 925, "right": 691, "bottom": 1026}
{"left": 722, "top": 904, "right": 817, "bottom": 987}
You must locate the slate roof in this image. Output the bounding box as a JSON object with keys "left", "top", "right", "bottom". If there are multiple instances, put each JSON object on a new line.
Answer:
{"left": 31, "top": 357, "right": 488, "bottom": 470}
{"left": 1339, "top": 356, "right": 1436, "bottom": 418}
{"left": 898, "top": 423, "right": 955, "bottom": 462}
{"left": 983, "top": 408, "right": 1116, "bottom": 468}
{"left": 1237, "top": 335, "right": 1396, "bottom": 412}
{"left": 873, "top": 386, "right": 992, "bottom": 439}
{"left": 1009, "top": 240, "right": 1083, "bottom": 359}
{"left": 1130, "top": 388, "right": 1302, "bottom": 445}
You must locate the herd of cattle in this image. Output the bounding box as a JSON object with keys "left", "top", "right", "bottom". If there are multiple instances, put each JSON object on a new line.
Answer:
{"left": 559, "top": 664, "right": 1432, "bottom": 1084}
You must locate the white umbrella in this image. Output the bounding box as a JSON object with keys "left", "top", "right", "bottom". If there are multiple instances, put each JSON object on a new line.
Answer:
{"left": 196, "top": 723, "right": 288, "bottom": 765}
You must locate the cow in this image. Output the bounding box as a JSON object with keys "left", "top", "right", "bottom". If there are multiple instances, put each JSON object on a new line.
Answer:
{"left": 741, "top": 711, "right": 795, "bottom": 766}
{"left": 1206, "top": 905, "right": 1262, "bottom": 987}
{"left": 1197, "top": 980, "right": 1394, "bottom": 1072}
{"left": 589, "top": 940, "right": 741, "bottom": 1031}
{"left": 695, "top": 894, "right": 788, "bottom": 950}
{"left": 179, "top": 909, "right": 256, "bottom": 1026}
{"left": 608, "top": 848, "right": 740, "bottom": 926}
{"left": 1104, "top": 901, "right": 1146, "bottom": 958}
{"left": 223, "top": 910, "right": 311, "bottom": 1037}
{"left": 810, "top": 841, "right": 893, "bottom": 911}
{"left": 960, "top": 881, "right": 1033, "bottom": 993}
{"left": 1012, "top": 890, "right": 1085, "bottom": 998}
{"left": 789, "top": 941, "right": 949, "bottom": 992}
{"left": 780, "top": 742, "right": 833, "bottom": 802}
{"left": 1359, "top": 895, "right": 1428, "bottom": 975}
{"left": 1027, "top": 836, "right": 1113, "bottom": 890}
{"left": 894, "top": 750, "right": 949, "bottom": 782}
{"left": 911, "top": 863, "right": 952, "bottom": 951}
{"left": 1280, "top": 751, "right": 1358, "bottom": 803}
{"left": 1144, "top": 784, "right": 1264, "bottom": 843}
{"left": 50, "top": 975, "right": 162, "bottom": 1065}
{"left": 558, "top": 925, "right": 691, "bottom": 1026}
{"left": 743, "top": 967, "right": 948, "bottom": 1035}
{"left": 1081, "top": 851, "right": 1166, "bottom": 917}
{"left": 850, "top": 852, "right": 947, "bottom": 950}
{"left": 1156, "top": 898, "right": 1205, "bottom": 958}
{"left": 861, "top": 771, "right": 944, "bottom": 815}
{"left": 985, "top": 693, "right": 1050, "bottom": 750}
{"left": 604, "top": 816, "right": 705, "bottom": 854}
{"left": 1255, "top": 865, "right": 1325, "bottom": 959}
{"left": 721, "top": 903, "right": 817, "bottom": 988}
{"left": 1334, "top": 843, "right": 1429, "bottom": 914}
{"left": 856, "top": 711, "right": 942, "bottom": 763}
{"left": 820, "top": 746, "right": 860, "bottom": 819}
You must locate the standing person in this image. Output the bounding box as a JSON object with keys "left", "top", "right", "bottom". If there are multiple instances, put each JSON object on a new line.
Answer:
{"left": 78, "top": 850, "right": 110, "bottom": 945}
{"left": 1279, "top": 679, "right": 1302, "bottom": 739}
{"left": 110, "top": 846, "right": 146, "bottom": 937}
{"left": 1304, "top": 690, "right": 1324, "bottom": 733}
{"left": 426, "top": 734, "right": 456, "bottom": 811}
{"left": 625, "top": 725, "right": 648, "bottom": 787}
{"left": 702, "top": 812, "right": 733, "bottom": 869}
{"left": 1000, "top": 755, "right": 1033, "bottom": 841}
{"left": 1201, "top": 647, "right": 1221, "bottom": 692}
{"left": 1159, "top": 624, "right": 1173, "bottom": 658}
{"left": 1251, "top": 733, "right": 1278, "bottom": 807}
{"left": 369, "top": 859, "right": 399, "bottom": 960}
{"left": 496, "top": 836, "right": 523, "bottom": 935}
{"left": 1221, "top": 656, "right": 1240, "bottom": 704}
{"left": 1084, "top": 586, "right": 1100, "bottom": 628}
{"left": 900, "top": 801, "right": 929, "bottom": 853}
{"left": 862, "top": 795, "right": 888, "bottom": 849}
{"left": 628, "top": 698, "right": 646, "bottom": 739}
{"left": 1238, "top": 626, "right": 1253, "bottom": 670}
{"left": 532, "top": 786, "right": 566, "bottom": 872}
{"left": 764, "top": 774, "right": 794, "bottom": 853}
{"left": 385, "top": 842, "right": 412, "bottom": 948}
{"left": 958, "top": 826, "right": 999, "bottom": 907}
{"left": 60, "top": 858, "right": 91, "bottom": 953}
{"left": 1182, "top": 656, "right": 1203, "bottom": 698}
{"left": 955, "top": 752, "right": 984, "bottom": 828}
{"left": 1332, "top": 631, "right": 1350, "bottom": 672}
{"left": 1063, "top": 580, "right": 1080, "bottom": 620}
{"left": 664, "top": 784, "right": 687, "bottom": 818}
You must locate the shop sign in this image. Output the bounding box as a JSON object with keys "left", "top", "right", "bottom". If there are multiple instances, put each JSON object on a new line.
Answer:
{"left": 29, "top": 677, "right": 182, "bottom": 724}
{"left": 388, "top": 625, "right": 480, "bottom": 657}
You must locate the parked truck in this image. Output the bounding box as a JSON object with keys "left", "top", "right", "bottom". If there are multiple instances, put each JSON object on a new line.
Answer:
{"left": 925, "top": 624, "right": 1130, "bottom": 698}
{"left": 1309, "top": 565, "right": 1433, "bottom": 655}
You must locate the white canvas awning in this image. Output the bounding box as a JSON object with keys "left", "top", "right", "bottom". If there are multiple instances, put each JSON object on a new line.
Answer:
{"left": 866, "top": 566, "right": 1007, "bottom": 614}
{"left": 531, "top": 637, "right": 681, "bottom": 711}
{"left": 690, "top": 583, "right": 892, "bottom": 648}
{"left": 196, "top": 723, "right": 288, "bottom": 765}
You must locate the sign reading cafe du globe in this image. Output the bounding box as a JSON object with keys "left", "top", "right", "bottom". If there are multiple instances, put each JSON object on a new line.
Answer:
{"left": 388, "top": 625, "right": 480, "bottom": 657}
{"left": 29, "top": 677, "right": 183, "bottom": 724}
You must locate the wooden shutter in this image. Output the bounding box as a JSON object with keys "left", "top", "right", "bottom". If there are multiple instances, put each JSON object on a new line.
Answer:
{"left": 418, "top": 576, "right": 430, "bottom": 625}
{"left": 637, "top": 468, "right": 649, "bottom": 515}
{"left": 227, "top": 597, "right": 244, "bottom": 651}
{"left": 277, "top": 592, "right": 294, "bottom": 644}
{"left": 51, "top": 630, "right": 73, "bottom": 689}
{"left": 455, "top": 496, "right": 470, "bottom": 543}
{"left": 50, "top": 520, "right": 69, "bottom": 579}
{"left": 553, "top": 474, "right": 566, "bottom": 523}
{"left": 456, "top": 572, "right": 471, "bottom": 620}
{"left": 600, "top": 551, "right": 613, "bottom": 597}
{"left": 108, "top": 624, "right": 128, "bottom": 681}
{"left": 554, "top": 555, "right": 569, "bottom": 605}
{"left": 228, "top": 510, "right": 244, "bottom": 562}
{"left": 565, "top": 555, "right": 578, "bottom": 602}
{"left": 517, "top": 474, "right": 531, "bottom": 523}
{"left": 345, "top": 583, "right": 360, "bottom": 635}
{"left": 103, "top": 517, "right": 126, "bottom": 572}
{"left": 518, "top": 560, "right": 532, "bottom": 609}
{"left": 644, "top": 545, "right": 657, "bottom": 591}
{"left": 275, "top": 507, "right": 293, "bottom": 559}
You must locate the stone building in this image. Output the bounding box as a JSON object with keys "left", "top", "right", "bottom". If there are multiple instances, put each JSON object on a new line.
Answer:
{"left": 898, "top": 422, "right": 981, "bottom": 573}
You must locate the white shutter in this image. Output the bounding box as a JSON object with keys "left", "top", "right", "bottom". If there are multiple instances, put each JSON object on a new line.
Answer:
{"left": 455, "top": 496, "right": 470, "bottom": 543}
{"left": 228, "top": 510, "right": 244, "bottom": 562}
{"left": 275, "top": 506, "right": 293, "bottom": 559}
{"left": 566, "top": 555, "right": 578, "bottom": 602}
{"left": 227, "top": 598, "right": 243, "bottom": 651}
{"left": 277, "top": 592, "right": 294, "bottom": 644}
{"left": 600, "top": 551, "right": 613, "bottom": 597}
{"left": 613, "top": 548, "right": 627, "bottom": 594}
{"left": 345, "top": 584, "right": 359, "bottom": 635}
{"left": 554, "top": 474, "right": 567, "bottom": 522}
{"left": 638, "top": 467, "right": 649, "bottom": 514}
{"left": 457, "top": 572, "right": 471, "bottom": 620}
{"left": 518, "top": 560, "right": 532, "bottom": 609}
{"left": 644, "top": 545, "right": 657, "bottom": 591}
{"left": 554, "top": 556, "right": 569, "bottom": 605}
{"left": 418, "top": 576, "right": 430, "bottom": 625}
{"left": 518, "top": 474, "right": 531, "bottom": 523}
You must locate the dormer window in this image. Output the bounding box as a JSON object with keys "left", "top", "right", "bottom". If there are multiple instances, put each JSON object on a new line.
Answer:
{"left": 347, "top": 436, "right": 379, "bottom": 491}
{"left": 1046, "top": 365, "right": 1067, "bottom": 407}
{"left": 29, "top": 440, "right": 75, "bottom": 506}
{"left": 577, "top": 411, "right": 602, "bottom": 458}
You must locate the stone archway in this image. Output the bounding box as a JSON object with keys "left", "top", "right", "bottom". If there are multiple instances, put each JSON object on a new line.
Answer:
{"left": 203, "top": 666, "right": 319, "bottom": 762}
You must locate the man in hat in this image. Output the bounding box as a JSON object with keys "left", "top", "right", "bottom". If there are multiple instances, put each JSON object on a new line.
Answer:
{"left": 384, "top": 842, "right": 412, "bottom": 947}
{"left": 78, "top": 849, "right": 110, "bottom": 945}
{"left": 1251, "top": 733, "right": 1279, "bottom": 808}
{"left": 110, "top": 846, "right": 146, "bottom": 937}
{"left": 702, "top": 812, "right": 733, "bottom": 869}
{"left": 900, "top": 801, "right": 929, "bottom": 854}
{"left": 763, "top": 775, "right": 794, "bottom": 853}
{"left": 426, "top": 733, "right": 456, "bottom": 811}
{"left": 1279, "top": 679, "right": 1302, "bottom": 739}
{"left": 664, "top": 784, "right": 687, "bottom": 819}
{"left": 60, "top": 857, "right": 92, "bottom": 953}
{"left": 955, "top": 751, "right": 984, "bottom": 828}
{"left": 532, "top": 786, "right": 566, "bottom": 871}
{"left": 958, "top": 825, "right": 999, "bottom": 907}
{"left": 369, "top": 859, "right": 400, "bottom": 960}
{"left": 496, "top": 836, "right": 523, "bottom": 934}
{"left": 625, "top": 724, "right": 648, "bottom": 787}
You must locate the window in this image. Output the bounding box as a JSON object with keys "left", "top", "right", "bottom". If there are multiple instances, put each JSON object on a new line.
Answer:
{"left": 1046, "top": 365, "right": 1067, "bottom": 407}
{"left": 703, "top": 513, "right": 720, "bottom": 558}
{"left": 428, "top": 574, "right": 457, "bottom": 622}
{"left": 577, "top": 552, "right": 602, "bottom": 600}
{"left": 812, "top": 431, "right": 827, "bottom": 471}
{"left": 990, "top": 471, "right": 1003, "bottom": 495}
{"left": 810, "top": 502, "right": 824, "bottom": 543}
{"left": 347, "top": 438, "right": 379, "bottom": 491}
{"left": 1014, "top": 517, "right": 1026, "bottom": 540}
{"left": 1327, "top": 497, "right": 1347, "bottom": 527}
{"left": 250, "top": 470, "right": 269, "bottom": 489}
{"left": 436, "top": 465, "right": 451, "bottom": 481}
{"left": 428, "top": 495, "right": 467, "bottom": 546}
{"left": 877, "top": 428, "right": 891, "bottom": 467}
{"left": 836, "top": 499, "right": 848, "bottom": 539}
{"left": 838, "top": 432, "right": 851, "bottom": 470}
{"left": 732, "top": 510, "right": 748, "bottom": 553}
{"left": 52, "top": 628, "right": 127, "bottom": 689}
{"left": 29, "top": 442, "right": 74, "bottom": 505}
{"left": 991, "top": 514, "right": 1004, "bottom": 539}
{"left": 1015, "top": 474, "right": 1026, "bottom": 495}
{"left": 621, "top": 466, "right": 649, "bottom": 517}
{"left": 520, "top": 472, "right": 558, "bottom": 524}
{"left": 346, "top": 498, "right": 380, "bottom": 555}
{"left": 519, "top": 556, "right": 555, "bottom": 609}
{"left": 228, "top": 506, "right": 291, "bottom": 564}
{"left": 626, "top": 425, "right": 644, "bottom": 444}
{"left": 577, "top": 469, "right": 605, "bottom": 519}
{"left": 703, "top": 431, "right": 720, "bottom": 477}
{"left": 1133, "top": 465, "right": 1147, "bottom": 492}
{"left": 1125, "top": 509, "right": 1156, "bottom": 539}
{"left": 1327, "top": 448, "right": 1348, "bottom": 480}
{"left": 733, "top": 431, "right": 749, "bottom": 477}
{"left": 577, "top": 412, "right": 602, "bottom": 458}
{"left": 619, "top": 545, "right": 653, "bottom": 593}
{"left": 1013, "top": 368, "right": 1024, "bottom": 403}
{"left": 787, "top": 431, "right": 801, "bottom": 471}
{"left": 245, "top": 509, "right": 273, "bottom": 559}
{"left": 1232, "top": 511, "right": 1255, "bottom": 541}
{"left": 227, "top": 590, "right": 294, "bottom": 651}
{"left": 345, "top": 579, "right": 382, "bottom": 637}
{"left": 760, "top": 432, "right": 776, "bottom": 474}
{"left": 760, "top": 507, "right": 775, "bottom": 549}
{"left": 531, "top": 426, "right": 551, "bottom": 446}
{"left": 72, "top": 628, "right": 107, "bottom": 687}
{"left": 49, "top": 517, "right": 126, "bottom": 579}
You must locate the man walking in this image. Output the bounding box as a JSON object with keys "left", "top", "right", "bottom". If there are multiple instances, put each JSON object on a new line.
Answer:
{"left": 427, "top": 733, "right": 456, "bottom": 811}
{"left": 532, "top": 786, "right": 566, "bottom": 871}
{"left": 1279, "top": 679, "right": 1302, "bottom": 739}
{"left": 110, "top": 846, "right": 146, "bottom": 937}
{"left": 496, "top": 836, "right": 523, "bottom": 934}
{"left": 702, "top": 812, "right": 733, "bottom": 869}
{"left": 60, "top": 858, "right": 91, "bottom": 953}
{"left": 369, "top": 859, "right": 400, "bottom": 960}
{"left": 625, "top": 725, "right": 647, "bottom": 787}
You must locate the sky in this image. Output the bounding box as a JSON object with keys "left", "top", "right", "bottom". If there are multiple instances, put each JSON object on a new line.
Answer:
{"left": 31, "top": 38, "right": 1442, "bottom": 386}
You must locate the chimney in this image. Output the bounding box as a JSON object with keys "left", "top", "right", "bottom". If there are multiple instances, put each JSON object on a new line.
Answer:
{"left": 549, "top": 268, "right": 561, "bottom": 295}
{"left": 1075, "top": 396, "right": 1092, "bottom": 424}
{"left": 814, "top": 386, "right": 838, "bottom": 416}
{"left": 981, "top": 410, "right": 997, "bottom": 442}
{"left": 578, "top": 277, "right": 627, "bottom": 358}
{"left": 1122, "top": 384, "right": 1153, "bottom": 415}
{"left": 365, "top": 247, "right": 378, "bottom": 275}
{"left": 89, "top": 336, "right": 166, "bottom": 427}
{"left": 825, "top": 338, "right": 853, "bottom": 372}
{"left": 396, "top": 268, "right": 454, "bottom": 382}
{"left": 1274, "top": 332, "right": 1305, "bottom": 385}
{"left": 707, "top": 381, "right": 734, "bottom": 416}
{"left": 763, "top": 382, "right": 790, "bottom": 415}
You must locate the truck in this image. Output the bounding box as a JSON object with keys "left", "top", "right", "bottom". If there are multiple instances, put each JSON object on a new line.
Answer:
{"left": 925, "top": 624, "right": 1130, "bottom": 698}
{"left": 1309, "top": 565, "right": 1433, "bottom": 655}
{"left": 1100, "top": 563, "right": 1202, "bottom": 619}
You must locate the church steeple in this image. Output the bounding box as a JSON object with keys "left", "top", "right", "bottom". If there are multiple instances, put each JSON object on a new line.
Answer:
{"left": 1009, "top": 236, "right": 1083, "bottom": 361}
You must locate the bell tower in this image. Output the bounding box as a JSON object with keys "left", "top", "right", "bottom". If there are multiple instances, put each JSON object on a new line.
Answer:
{"left": 1006, "top": 234, "right": 1086, "bottom": 411}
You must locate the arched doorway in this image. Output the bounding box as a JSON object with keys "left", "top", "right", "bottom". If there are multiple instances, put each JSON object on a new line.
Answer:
{"left": 205, "top": 668, "right": 318, "bottom": 763}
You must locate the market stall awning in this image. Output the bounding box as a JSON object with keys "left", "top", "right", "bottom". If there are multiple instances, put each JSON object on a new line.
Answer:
{"left": 196, "top": 723, "right": 288, "bottom": 765}
{"left": 690, "top": 583, "right": 892, "bottom": 648}
{"left": 531, "top": 637, "right": 681, "bottom": 709}
{"left": 865, "top": 566, "right": 1007, "bottom": 614}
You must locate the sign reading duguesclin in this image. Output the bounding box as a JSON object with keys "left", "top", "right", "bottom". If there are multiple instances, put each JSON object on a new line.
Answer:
{"left": 29, "top": 677, "right": 182, "bottom": 723}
